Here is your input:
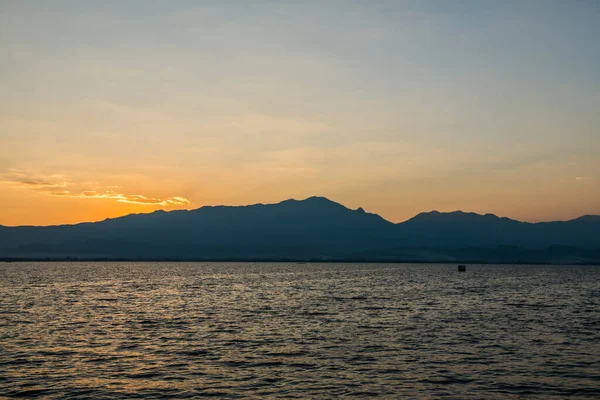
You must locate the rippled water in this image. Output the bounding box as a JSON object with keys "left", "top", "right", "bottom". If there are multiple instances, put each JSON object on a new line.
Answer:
{"left": 1, "top": 262, "right": 599, "bottom": 398}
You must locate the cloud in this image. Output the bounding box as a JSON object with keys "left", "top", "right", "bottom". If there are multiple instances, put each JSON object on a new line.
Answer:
{"left": 19, "top": 179, "right": 56, "bottom": 186}
{"left": 575, "top": 177, "right": 587, "bottom": 181}
{"left": 0, "top": 170, "right": 190, "bottom": 206}
{"left": 0, "top": 169, "right": 68, "bottom": 187}
{"left": 73, "top": 191, "right": 190, "bottom": 206}
{"left": 51, "top": 190, "right": 190, "bottom": 206}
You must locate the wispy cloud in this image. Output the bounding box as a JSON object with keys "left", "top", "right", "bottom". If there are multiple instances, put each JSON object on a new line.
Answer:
{"left": 1, "top": 169, "right": 190, "bottom": 206}
{"left": 45, "top": 190, "right": 190, "bottom": 206}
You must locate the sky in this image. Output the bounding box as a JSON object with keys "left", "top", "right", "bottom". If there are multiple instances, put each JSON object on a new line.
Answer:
{"left": 1, "top": 0, "right": 599, "bottom": 226}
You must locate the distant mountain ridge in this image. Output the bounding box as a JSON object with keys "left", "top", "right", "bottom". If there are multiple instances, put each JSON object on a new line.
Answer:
{"left": 1, "top": 196, "right": 599, "bottom": 264}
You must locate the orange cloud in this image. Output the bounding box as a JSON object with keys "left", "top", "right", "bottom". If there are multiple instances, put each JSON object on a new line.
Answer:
{"left": 1, "top": 170, "right": 190, "bottom": 206}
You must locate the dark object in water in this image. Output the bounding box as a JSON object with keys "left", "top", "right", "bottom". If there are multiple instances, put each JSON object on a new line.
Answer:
{"left": 458, "top": 265, "right": 466, "bottom": 272}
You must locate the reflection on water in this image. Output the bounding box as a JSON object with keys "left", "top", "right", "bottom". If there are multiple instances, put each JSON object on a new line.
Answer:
{"left": 1, "top": 262, "right": 599, "bottom": 398}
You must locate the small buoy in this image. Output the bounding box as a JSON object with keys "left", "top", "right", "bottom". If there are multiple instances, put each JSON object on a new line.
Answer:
{"left": 458, "top": 264, "right": 466, "bottom": 272}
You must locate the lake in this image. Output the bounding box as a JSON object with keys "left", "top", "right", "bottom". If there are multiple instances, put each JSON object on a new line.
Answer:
{"left": 1, "top": 262, "right": 599, "bottom": 398}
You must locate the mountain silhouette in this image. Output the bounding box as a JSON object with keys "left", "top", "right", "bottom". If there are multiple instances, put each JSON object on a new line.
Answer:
{"left": 1, "top": 196, "right": 599, "bottom": 263}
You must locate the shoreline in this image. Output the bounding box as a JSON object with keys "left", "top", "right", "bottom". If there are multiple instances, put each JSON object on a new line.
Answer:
{"left": 1, "top": 258, "right": 599, "bottom": 266}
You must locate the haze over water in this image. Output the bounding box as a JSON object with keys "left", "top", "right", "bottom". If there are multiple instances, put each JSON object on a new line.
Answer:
{"left": 2, "top": 262, "right": 599, "bottom": 398}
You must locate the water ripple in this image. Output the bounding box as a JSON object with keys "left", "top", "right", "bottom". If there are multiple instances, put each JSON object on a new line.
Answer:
{"left": 1, "top": 262, "right": 599, "bottom": 398}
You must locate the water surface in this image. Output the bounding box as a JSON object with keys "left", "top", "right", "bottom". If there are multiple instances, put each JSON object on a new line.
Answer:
{"left": 1, "top": 262, "right": 599, "bottom": 398}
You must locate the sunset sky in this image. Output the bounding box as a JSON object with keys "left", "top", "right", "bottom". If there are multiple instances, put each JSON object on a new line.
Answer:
{"left": 1, "top": 1, "right": 599, "bottom": 226}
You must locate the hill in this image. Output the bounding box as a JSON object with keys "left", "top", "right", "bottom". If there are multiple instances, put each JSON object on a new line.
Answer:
{"left": 1, "top": 196, "right": 599, "bottom": 263}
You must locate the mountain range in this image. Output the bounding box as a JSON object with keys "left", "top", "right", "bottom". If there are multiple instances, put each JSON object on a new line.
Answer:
{"left": 1, "top": 196, "right": 599, "bottom": 264}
